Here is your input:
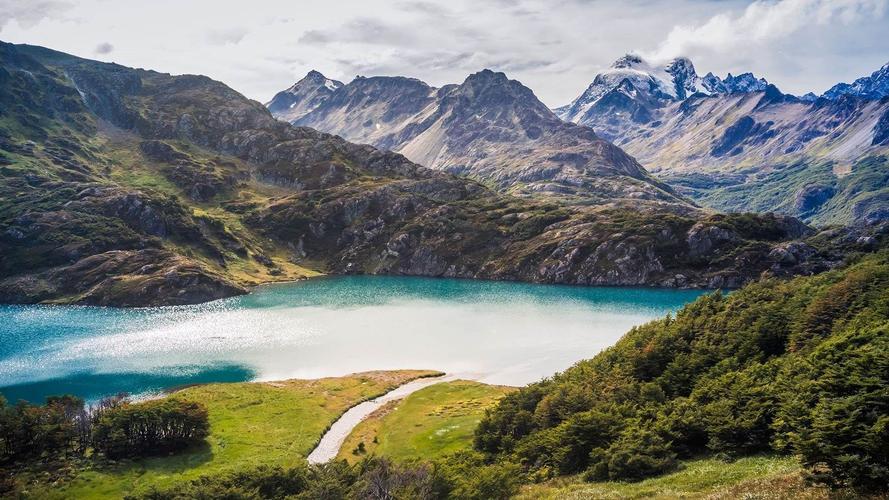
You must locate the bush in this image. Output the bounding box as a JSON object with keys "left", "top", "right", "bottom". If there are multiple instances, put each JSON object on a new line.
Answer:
{"left": 132, "top": 455, "right": 521, "bottom": 500}
{"left": 0, "top": 394, "right": 84, "bottom": 463}
{"left": 586, "top": 428, "right": 677, "bottom": 481}
{"left": 92, "top": 398, "right": 209, "bottom": 459}
{"left": 775, "top": 324, "right": 889, "bottom": 491}
{"left": 433, "top": 451, "right": 522, "bottom": 500}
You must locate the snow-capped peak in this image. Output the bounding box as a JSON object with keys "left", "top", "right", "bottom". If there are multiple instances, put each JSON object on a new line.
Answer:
{"left": 665, "top": 57, "right": 704, "bottom": 100}
{"left": 557, "top": 54, "right": 777, "bottom": 124}
{"left": 559, "top": 54, "right": 705, "bottom": 122}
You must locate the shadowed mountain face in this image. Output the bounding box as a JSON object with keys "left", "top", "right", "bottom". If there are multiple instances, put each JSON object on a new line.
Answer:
{"left": 558, "top": 55, "right": 889, "bottom": 226}
{"left": 0, "top": 41, "right": 873, "bottom": 306}
{"left": 270, "top": 69, "right": 684, "bottom": 206}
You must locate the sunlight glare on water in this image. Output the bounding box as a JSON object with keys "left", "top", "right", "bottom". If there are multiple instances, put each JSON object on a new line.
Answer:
{"left": 0, "top": 276, "right": 708, "bottom": 402}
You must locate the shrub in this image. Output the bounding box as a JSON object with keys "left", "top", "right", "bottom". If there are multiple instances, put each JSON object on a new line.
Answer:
{"left": 434, "top": 451, "right": 522, "bottom": 500}
{"left": 0, "top": 394, "right": 84, "bottom": 463}
{"left": 775, "top": 324, "right": 889, "bottom": 492}
{"left": 586, "top": 428, "right": 677, "bottom": 481}
{"left": 91, "top": 398, "right": 209, "bottom": 458}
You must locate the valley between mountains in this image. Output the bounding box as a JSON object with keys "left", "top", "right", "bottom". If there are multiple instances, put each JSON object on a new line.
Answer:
{"left": 3, "top": 41, "right": 878, "bottom": 307}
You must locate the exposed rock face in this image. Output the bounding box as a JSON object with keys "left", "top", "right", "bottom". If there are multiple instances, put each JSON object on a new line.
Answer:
{"left": 768, "top": 241, "right": 817, "bottom": 266}
{"left": 270, "top": 69, "right": 685, "bottom": 206}
{"left": 686, "top": 222, "right": 740, "bottom": 258}
{"left": 874, "top": 106, "right": 889, "bottom": 146}
{"left": 0, "top": 249, "right": 247, "bottom": 307}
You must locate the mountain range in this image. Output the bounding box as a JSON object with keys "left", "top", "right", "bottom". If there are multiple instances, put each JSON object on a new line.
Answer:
{"left": 3, "top": 41, "right": 856, "bottom": 307}
{"left": 270, "top": 56, "right": 888, "bottom": 226}
{"left": 267, "top": 69, "right": 682, "bottom": 205}
{"left": 554, "top": 54, "right": 889, "bottom": 225}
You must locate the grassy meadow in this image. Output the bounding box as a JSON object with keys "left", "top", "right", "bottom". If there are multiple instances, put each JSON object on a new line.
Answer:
{"left": 338, "top": 380, "right": 514, "bottom": 463}
{"left": 20, "top": 370, "right": 440, "bottom": 499}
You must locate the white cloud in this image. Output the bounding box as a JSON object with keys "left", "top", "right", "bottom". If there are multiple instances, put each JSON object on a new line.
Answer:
{"left": 206, "top": 27, "right": 248, "bottom": 46}
{"left": 0, "top": 0, "right": 887, "bottom": 104}
{"left": 646, "top": 0, "right": 888, "bottom": 62}
{"left": 0, "top": 0, "right": 71, "bottom": 29}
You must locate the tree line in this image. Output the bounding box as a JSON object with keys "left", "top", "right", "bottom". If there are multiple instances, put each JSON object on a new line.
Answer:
{"left": 0, "top": 393, "right": 209, "bottom": 464}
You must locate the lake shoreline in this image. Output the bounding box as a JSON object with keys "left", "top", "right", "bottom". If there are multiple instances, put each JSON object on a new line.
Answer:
{"left": 1, "top": 276, "right": 707, "bottom": 403}
{"left": 0, "top": 269, "right": 727, "bottom": 310}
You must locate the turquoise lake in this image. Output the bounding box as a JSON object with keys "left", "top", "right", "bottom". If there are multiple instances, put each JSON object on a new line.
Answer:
{"left": 0, "top": 276, "right": 708, "bottom": 403}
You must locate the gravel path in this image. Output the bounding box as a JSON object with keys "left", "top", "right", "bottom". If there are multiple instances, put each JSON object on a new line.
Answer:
{"left": 307, "top": 374, "right": 453, "bottom": 463}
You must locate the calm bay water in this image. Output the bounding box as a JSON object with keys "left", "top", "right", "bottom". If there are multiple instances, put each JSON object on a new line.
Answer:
{"left": 0, "top": 276, "right": 707, "bottom": 403}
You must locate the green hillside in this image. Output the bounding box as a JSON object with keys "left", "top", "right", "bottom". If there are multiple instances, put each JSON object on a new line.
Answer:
{"left": 476, "top": 250, "right": 889, "bottom": 492}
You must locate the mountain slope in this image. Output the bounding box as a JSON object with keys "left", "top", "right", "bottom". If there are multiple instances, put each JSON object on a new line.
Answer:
{"left": 0, "top": 42, "right": 866, "bottom": 306}
{"left": 271, "top": 69, "right": 684, "bottom": 205}
{"left": 476, "top": 248, "right": 889, "bottom": 489}
{"left": 559, "top": 55, "right": 889, "bottom": 225}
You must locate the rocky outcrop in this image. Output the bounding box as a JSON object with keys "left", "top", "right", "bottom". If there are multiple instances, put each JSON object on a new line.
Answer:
{"left": 247, "top": 175, "right": 847, "bottom": 291}
{"left": 0, "top": 249, "right": 247, "bottom": 307}
{"left": 874, "top": 106, "right": 889, "bottom": 146}
{"left": 686, "top": 222, "right": 740, "bottom": 258}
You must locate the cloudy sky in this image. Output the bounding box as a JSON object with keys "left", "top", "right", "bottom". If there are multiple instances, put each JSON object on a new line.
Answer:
{"left": 1, "top": 0, "right": 887, "bottom": 106}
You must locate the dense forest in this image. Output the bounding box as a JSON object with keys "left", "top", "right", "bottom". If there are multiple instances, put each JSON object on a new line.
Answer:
{"left": 475, "top": 249, "right": 889, "bottom": 491}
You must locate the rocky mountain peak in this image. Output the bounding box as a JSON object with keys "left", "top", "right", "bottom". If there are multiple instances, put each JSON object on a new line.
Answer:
{"left": 462, "top": 69, "right": 511, "bottom": 88}
{"left": 284, "top": 70, "right": 342, "bottom": 94}
{"left": 265, "top": 70, "right": 343, "bottom": 121}
{"left": 822, "top": 61, "right": 889, "bottom": 100}
{"left": 558, "top": 54, "right": 703, "bottom": 124}
{"left": 700, "top": 72, "right": 725, "bottom": 93}
{"left": 611, "top": 53, "right": 645, "bottom": 69}
{"left": 799, "top": 92, "right": 819, "bottom": 102}
{"left": 721, "top": 72, "right": 769, "bottom": 94}
{"left": 453, "top": 69, "right": 550, "bottom": 115}
{"left": 265, "top": 65, "right": 681, "bottom": 205}
{"left": 666, "top": 57, "right": 700, "bottom": 100}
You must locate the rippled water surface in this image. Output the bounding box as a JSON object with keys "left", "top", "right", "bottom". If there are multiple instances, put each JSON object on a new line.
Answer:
{"left": 0, "top": 276, "right": 708, "bottom": 402}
